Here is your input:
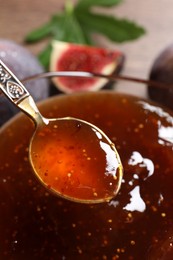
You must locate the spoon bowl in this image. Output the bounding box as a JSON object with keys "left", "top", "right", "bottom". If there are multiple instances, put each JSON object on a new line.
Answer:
{"left": 30, "top": 117, "right": 122, "bottom": 203}
{"left": 0, "top": 60, "right": 123, "bottom": 203}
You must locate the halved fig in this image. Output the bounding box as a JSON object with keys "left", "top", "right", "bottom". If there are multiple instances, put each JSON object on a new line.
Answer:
{"left": 50, "top": 41, "right": 125, "bottom": 93}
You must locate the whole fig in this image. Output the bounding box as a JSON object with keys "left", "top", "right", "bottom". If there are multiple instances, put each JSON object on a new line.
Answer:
{"left": 148, "top": 44, "right": 173, "bottom": 110}
{"left": 0, "top": 39, "right": 49, "bottom": 125}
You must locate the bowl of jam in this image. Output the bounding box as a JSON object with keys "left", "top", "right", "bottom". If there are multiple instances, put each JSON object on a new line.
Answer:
{"left": 0, "top": 82, "right": 173, "bottom": 259}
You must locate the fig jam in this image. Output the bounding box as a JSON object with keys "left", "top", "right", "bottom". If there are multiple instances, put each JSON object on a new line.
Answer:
{"left": 0, "top": 91, "right": 173, "bottom": 259}
{"left": 30, "top": 119, "right": 122, "bottom": 203}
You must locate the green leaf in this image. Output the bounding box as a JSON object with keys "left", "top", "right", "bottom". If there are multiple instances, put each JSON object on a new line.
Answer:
{"left": 38, "top": 44, "right": 52, "bottom": 69}
{"left": 25, "top": 22, "right": 53, "bottom": 43}
{"left": 80, "top": 28, "right": 94, "bottom": 45}
{"left": 76, "top": 11, "right": 146, "bottom": 43}
{"left": 76, "top": 0, "right": 122, "bottom": 10}
{"left": 53, "top": 11, "right": 88, "bottom": 44}
{"left": 25, "top": 15, "right": 62, "bottom": 43}
{"left": 67, "top": 13, "right": 88, "bottom": 43}
{"left": 49, "top": 14, "right": 67, "bottom": 41}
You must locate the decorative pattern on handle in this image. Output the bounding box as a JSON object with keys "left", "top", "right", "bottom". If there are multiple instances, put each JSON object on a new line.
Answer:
{"left": 0, "top": 61, "right": 29, "bottom": 103}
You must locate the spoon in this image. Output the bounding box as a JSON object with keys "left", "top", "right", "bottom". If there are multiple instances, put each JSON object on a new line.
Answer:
{"left": 0, "top": 59, "right": 123, "bottom": 204}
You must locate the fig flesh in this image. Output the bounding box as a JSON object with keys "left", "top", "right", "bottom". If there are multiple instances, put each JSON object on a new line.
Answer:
{"left": 50, "top": 41, "right": 124, "bottom": 93}
{"left": 148, "top": 44, "right": 173, "bottom": 110}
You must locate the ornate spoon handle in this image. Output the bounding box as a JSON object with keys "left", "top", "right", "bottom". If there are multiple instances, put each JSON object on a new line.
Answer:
{"left": 0, "top": 59, "right": 29, "bottom": 104}
{"left": 0, "top": 59, "right": 45, "bottom": 124}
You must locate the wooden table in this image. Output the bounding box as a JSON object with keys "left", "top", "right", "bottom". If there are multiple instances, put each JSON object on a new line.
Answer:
{"left": 1, "top": 0, "right": 173, "bottom": 98}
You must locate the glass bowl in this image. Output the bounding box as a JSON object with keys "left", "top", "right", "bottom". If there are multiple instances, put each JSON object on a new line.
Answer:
{"left": 0, "top": 73, "right": 173, "bottom": 259}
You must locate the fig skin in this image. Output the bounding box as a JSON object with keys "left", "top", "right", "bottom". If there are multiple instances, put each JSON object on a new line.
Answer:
{"left": 148, "top": 44, "right": 173, "bottom": 110}
{"left": 0, "top": 39, "right": 50, "bottom": 125}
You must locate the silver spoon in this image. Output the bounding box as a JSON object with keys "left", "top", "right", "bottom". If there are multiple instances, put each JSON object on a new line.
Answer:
{"left": 0, "top": 59, "right": 123, "bottom": 203}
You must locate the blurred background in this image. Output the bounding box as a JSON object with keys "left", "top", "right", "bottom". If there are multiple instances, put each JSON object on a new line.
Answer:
{"left": 1, "top": 0, "right": 173, "bottom": 97}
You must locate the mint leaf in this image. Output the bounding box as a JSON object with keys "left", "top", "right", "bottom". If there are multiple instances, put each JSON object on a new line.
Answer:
{"left": 76, "top": 0, "right": 122, "bottom": 10}
{"left": 76, "top": 11, "right": 146, "bottom": 43}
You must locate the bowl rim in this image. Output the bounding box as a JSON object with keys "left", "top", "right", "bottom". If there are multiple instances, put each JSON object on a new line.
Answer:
{"left": 0, "top": 90, "right": 140, "bottom": 133}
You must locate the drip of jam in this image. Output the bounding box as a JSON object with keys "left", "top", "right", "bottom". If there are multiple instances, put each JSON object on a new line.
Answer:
{"left": 0, "top": 91, "right": 173, "bottom": 259}
{"left": 30, "top": 119, "right": 122, "bottom": 202}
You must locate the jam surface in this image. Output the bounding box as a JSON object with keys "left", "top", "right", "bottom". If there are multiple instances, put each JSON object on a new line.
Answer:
{"left": 0, "top": 91, "right": 173, "bottom": 259}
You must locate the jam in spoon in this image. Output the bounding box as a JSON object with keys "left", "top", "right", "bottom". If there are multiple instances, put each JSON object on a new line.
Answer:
{"left": 0, "top": 60, "right": 123, "bottom": 203}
